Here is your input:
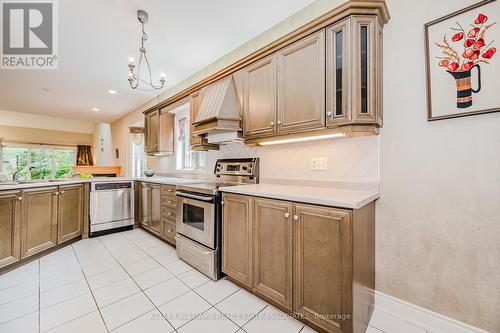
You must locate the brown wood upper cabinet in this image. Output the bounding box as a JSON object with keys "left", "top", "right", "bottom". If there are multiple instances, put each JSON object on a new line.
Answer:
{"left": 0, "top": 191, "right": 22, "bottom": 268}
{"left": 277, "top": 30, "right": 326, "bottom": 134}
{"left": 243, "top": 31, "right": 326, "bottom": 139}
{"left": 20, "top": 187, "right": 59, "bottom": 259}
{"left": 144, "top": 109, "right": 175, "bottom": 155}
{"left": 326, "top": 16, "right": 382, "bottom": 127}
{"left": 57, "top": 184, "right": 84, "bottom": 243}
{"left": 243, "top": 55, "right": 277, "bottom": 139}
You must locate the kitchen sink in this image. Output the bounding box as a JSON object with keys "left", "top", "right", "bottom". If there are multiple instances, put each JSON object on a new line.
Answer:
{"left": 18, "top": 180, "right": 47, "bottom": 184}
{"left": 0, "top": 181, "right": 20, "bottom": 185}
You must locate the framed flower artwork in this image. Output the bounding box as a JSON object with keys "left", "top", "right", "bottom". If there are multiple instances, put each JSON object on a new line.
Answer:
{"left": 425, "top": 0, "right": 499, "bottom": 121}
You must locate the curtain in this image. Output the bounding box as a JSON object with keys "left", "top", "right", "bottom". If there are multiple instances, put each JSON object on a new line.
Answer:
{"left": 178, "top": 117, "right": 187, "bottom": 141}
{"left": 76, "top": 145, "right": 93, "bottom": 166}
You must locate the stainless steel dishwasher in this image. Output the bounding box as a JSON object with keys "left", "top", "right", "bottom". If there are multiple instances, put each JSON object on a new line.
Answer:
{"left": 89, "top": 181, "right": 135, "bottom": 237}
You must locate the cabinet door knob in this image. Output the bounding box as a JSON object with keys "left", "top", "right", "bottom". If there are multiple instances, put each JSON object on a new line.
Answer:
{"left": 167, "top": 229, "right": 173, "bottom": 233}
{"left": 327, "top": 111, "right": 333, "bottom": 118}
{"left": 293, "top": 215, "right": 299, "bottom": 221}
{"left": 221, "top": 201, "right": 225, "bottom": 205}
{"left": 277, "top": 120, "right": 282, "bottom": 125}
{"left": 167, "top": 212, "right": 172, "bottom": 216}
{"left": 17, "top": 197, "right": 23, "bottom": 201}
{"left": 270, "top": 121, "right": 275, "bottom": 126}
{"left": 60, "top": 191, "right": 65, "bottom": 195}
{"left": 284, "top": 212, "right": 290, "bottom": 219}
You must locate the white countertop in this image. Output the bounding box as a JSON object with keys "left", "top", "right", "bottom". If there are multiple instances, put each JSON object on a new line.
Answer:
{"left": 134, "top": 176, "right": 204, "bottom": 185}
{"left": 0, "top": 177, "right": 137, "bottom": 191}
{"left": 218, "top": 183, "right": 380, "bottom": 209}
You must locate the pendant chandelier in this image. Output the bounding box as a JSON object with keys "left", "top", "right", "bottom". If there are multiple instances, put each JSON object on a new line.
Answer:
{"left": 128, "top": 10, "right": 165, "bottom": 90}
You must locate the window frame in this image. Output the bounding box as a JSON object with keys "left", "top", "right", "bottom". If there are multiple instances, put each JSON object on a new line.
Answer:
{"left": 172, "top": 103, "right": 207, "bottom": 172}
{"left": 0, "top": 143, "right": 77, "bottom": 180}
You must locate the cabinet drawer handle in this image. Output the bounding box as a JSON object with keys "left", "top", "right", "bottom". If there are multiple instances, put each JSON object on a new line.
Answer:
{"left": 60, "top": 191, "right": 65, "bottom": 195}
{"left": 293, "top": 215, "right": 299, "bottom": 221}
{"left": 17, "top": 197, "right": 23, "bottom": 201}
{"left": 327, "top": 111, "right": 333, "bottom": 118}
{"left": 284, "top": 212, "right": 290, "bottom": 219}
{"left": 167, "top": 212, "right": 172, "bottom": 216}
{"left": 277, "top": 120, "right": 282, "bottom": 125}
{"left": 270, "top": 121, "right": 275, "bottom": 126}
{"left": 167, "top": 229, "right": 173, "bottom": 233}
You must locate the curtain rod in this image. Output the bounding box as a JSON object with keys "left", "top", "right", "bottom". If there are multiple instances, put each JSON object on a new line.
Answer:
{"left": 0, "top": 140, "right": 91, "bottom": 148}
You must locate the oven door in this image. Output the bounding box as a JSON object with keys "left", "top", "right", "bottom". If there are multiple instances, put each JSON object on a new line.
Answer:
{"left": 176, "top": 191, "right": 215, "bottom": 249}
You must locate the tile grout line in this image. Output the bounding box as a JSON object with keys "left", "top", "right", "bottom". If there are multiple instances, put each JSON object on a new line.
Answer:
{"left": 70, "top": 243, "right": 111, "bottom": 333}
{"left": 97, "top": 236, "right": 181, "bottom": 332}
{"left": 2, "top": 230, "right": 252, "bottom": 333}
{"left": 119, "top": 229, "right": 254, "bottom": 332}
{"left": 103, "top": 230, "right": 239, "bottom": 332}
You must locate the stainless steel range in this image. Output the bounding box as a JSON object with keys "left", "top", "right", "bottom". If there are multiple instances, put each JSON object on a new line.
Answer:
{"left": 175, "top": 158, "right": 259, "bottom": 280}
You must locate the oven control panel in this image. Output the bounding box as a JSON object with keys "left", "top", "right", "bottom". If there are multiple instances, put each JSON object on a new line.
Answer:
{"left": 214, "top": 158, "right": 259, "bottom": 178}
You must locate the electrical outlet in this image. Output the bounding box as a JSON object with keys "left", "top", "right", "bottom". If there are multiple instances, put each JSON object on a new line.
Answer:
{"left": 310, "top": 158, "right": 328, "bottom": 171}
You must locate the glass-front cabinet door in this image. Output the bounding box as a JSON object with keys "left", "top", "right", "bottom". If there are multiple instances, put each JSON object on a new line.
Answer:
{"left": 326, "top": 15, "right": 382, "bottom": 128}
{"left": 326, "top": 18, "right": 351, "bottom": 126}
{"left": 351, "top": 15, "right": 380, "bottom": 124}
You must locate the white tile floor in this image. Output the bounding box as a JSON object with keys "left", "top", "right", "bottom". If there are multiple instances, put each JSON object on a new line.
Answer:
{"left": 0, "top": 229, "right": 395, "bottom": 333}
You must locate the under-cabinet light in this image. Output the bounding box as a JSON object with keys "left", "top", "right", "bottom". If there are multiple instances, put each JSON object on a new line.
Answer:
{"left": 258, "top": 133, "right": 347, "bottom": 146}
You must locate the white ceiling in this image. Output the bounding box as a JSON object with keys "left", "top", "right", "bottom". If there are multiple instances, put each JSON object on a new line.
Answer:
{"left": 0, "top": 0, "right": 314, "bottom": 124}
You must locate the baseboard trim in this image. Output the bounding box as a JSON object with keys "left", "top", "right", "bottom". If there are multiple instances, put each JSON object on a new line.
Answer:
{"left": 374, "top": 291, "right": 490, "bottom": 333}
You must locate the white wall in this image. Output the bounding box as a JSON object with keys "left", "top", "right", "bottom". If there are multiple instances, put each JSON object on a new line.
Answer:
{"left": 377, "top": 0, "right": 500, "bottom": 331}
{"left": 0, "top": 109, "right": 94, "bottom": 134}
{"left": 93, "top": 123, "right": 113, "bottom": 166}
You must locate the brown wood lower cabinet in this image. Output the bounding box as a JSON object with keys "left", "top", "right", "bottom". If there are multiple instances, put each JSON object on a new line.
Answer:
{"left": 253, "top": 198, "right": 293, "bottom": 311}
{"left": 293, "top": 204, "right": 352, "bottom": 333}
{"left": 221, "top": 193, "right": 375, "bottom": 333}
{"left": 21, "top": 187, "right": 59, "bottom": 259}
{"left": 222, "top": 194, "right": 253, "bottom": 289}
{"left": 0, "top": 191, "right": 22, "bottom": 267}
{"left": 1, "top": 184, "right": 86, "bottom": 270}
{"left": 150, "top": 184, "right": 162, "bottom": 236}
{"left": 58, "top": 184, "right": 84, "bottom": 243}
{"left": 137, "top": 182, "right": 178, "bottom": 246}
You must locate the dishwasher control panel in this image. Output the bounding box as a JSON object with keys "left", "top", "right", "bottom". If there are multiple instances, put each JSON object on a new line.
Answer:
{"left": 94, "top": 182, "right": 133, "bottom": 191}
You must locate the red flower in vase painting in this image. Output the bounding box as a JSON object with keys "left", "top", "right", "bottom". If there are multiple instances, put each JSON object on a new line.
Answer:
{"left": 436, "top": 13, "right": 496, "bottom": 108}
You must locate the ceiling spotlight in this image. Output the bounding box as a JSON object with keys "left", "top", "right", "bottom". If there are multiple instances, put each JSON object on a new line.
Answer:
{"left": 108, "top": 90, "right": 117, "bottom": 94}
{"left": 92, "top": 107, "right": 100, "bottom": 112}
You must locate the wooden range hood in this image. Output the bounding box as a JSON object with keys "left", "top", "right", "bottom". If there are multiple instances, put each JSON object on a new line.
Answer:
{"left": 192, "top": 76, "right": 242, "bottom": 136}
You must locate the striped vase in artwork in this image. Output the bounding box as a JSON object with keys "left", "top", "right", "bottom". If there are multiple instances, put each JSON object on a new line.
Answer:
{"left": 447, "top": 64, "right": 481, "bottom": 108}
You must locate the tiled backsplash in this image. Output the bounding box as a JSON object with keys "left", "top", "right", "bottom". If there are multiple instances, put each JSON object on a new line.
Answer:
{"left": 209, "top": 136, "right": 379, "bottom": 183}
{"left": 150, "top": 136, "right": 379, "bottom": 183}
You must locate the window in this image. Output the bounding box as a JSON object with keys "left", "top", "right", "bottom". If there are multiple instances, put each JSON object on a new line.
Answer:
{"left": 173, "top": 103, "right": 207, "bottom": 171}
{"left": 1, "top": 144, "right": 76, "bottom": 181}
{"left": 131, "top": 132, "right": 146, "bottom": 177}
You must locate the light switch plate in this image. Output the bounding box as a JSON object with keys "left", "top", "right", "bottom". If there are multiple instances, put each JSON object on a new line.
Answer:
{"left": 311, "top": 158, "right": 328, "bottom": 171}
